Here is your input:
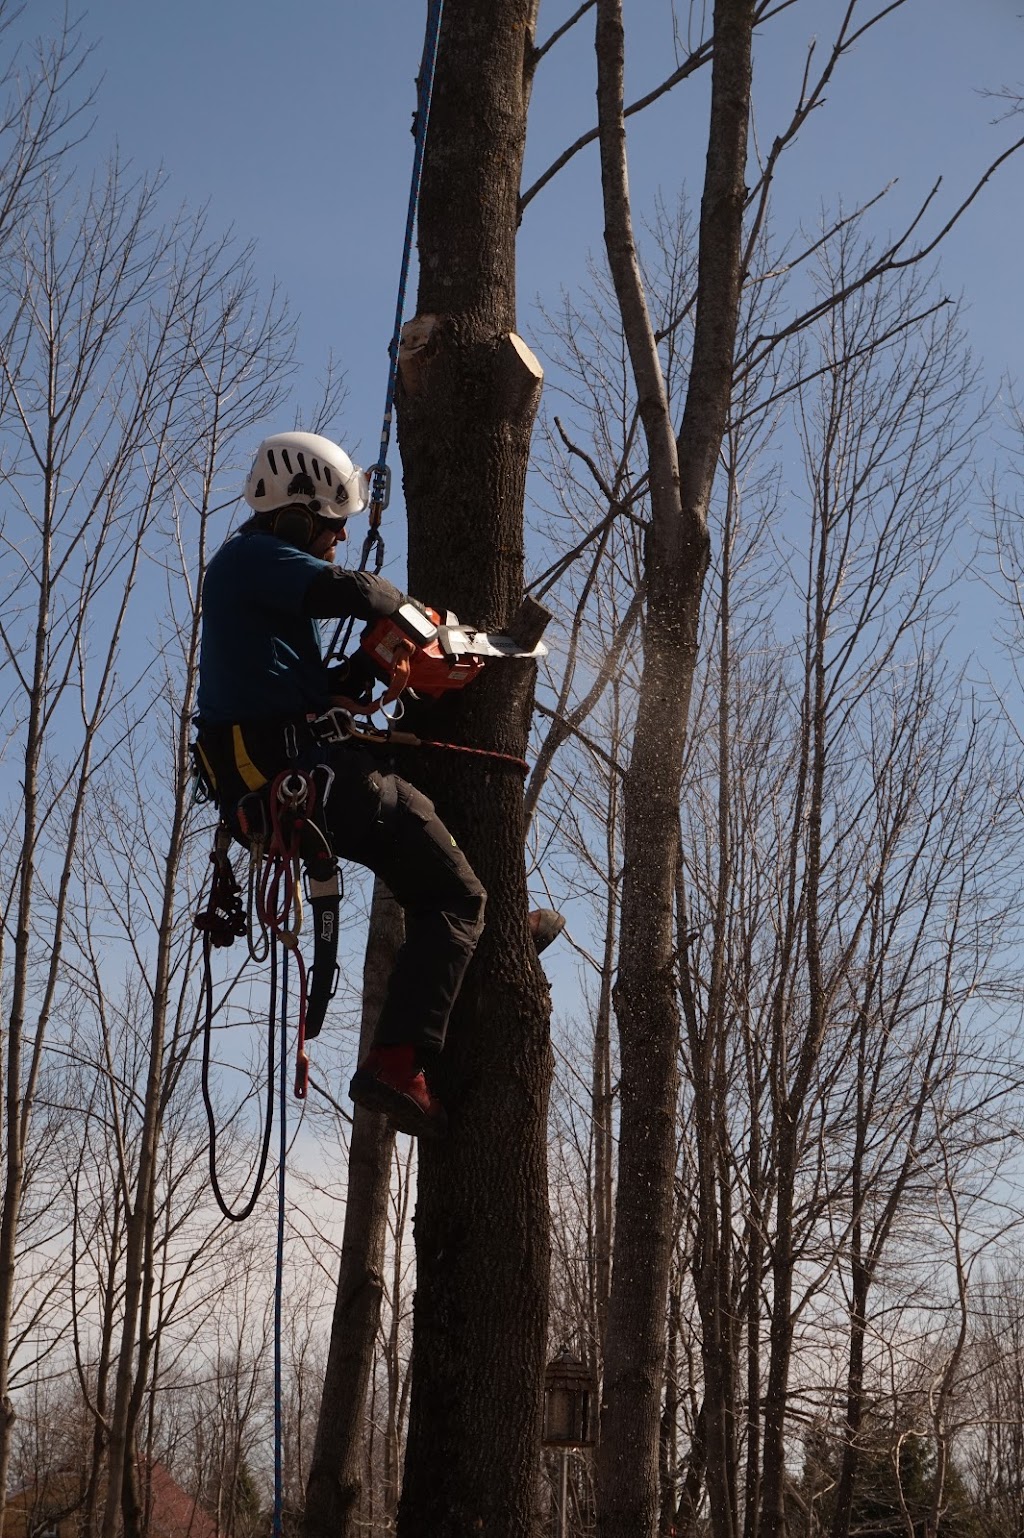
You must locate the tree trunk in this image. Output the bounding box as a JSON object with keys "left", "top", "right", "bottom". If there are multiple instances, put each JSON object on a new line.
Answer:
{"left": 394, "top": 4, "right": 550, "bottom": 1535}
{"left": 303, "top": 881, "right": 401, "bottom": 1538}
{"left": 595, "top": 4, "right": 753, "bottom": 1536}
{"left": 101, "top": 662, "right": 199, "bottom": 1538}
{"left": 828, "top": 1261, "right": 868, "bottom": 1538}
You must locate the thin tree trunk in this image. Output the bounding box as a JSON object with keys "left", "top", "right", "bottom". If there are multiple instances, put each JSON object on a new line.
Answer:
{"left": 660, "top": 1278, "right": 681, "bottom": 1534}
{"left": 384, "top": 1144, "right": 413, "bottom": 1527}
{"left": 592, "top": 756, "right": 617, "bottom": 1364}
{"left": 0, "top": 549, "right": 47, "bottom": 1529}
{"left": 101, "top": 647, "right": 200, "bottom": 1538}
{"left": 304, "top": 881, "right": 401, "bottom": 1538}
{"left": 674, "top": 1403, "right": 708, "bottom": 1538}
{"left": 595, "top": 4, "right": 753, "bottom": 1536}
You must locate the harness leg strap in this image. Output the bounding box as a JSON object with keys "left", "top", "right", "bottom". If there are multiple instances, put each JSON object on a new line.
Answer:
{"left": 305, "top": 869, "right": 341, "bottom": 1040}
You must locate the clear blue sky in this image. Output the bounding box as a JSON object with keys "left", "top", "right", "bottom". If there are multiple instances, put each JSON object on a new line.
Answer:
{"left": 16, "top": 0, "right": 1020, "bottom": 511}
{"left": 5, "top": 0, "right": 1020, "bottom": 1081}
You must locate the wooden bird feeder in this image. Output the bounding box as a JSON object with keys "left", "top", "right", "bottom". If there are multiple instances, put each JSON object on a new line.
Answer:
{"left": 542, "top": 1347, "right": 596, "bottom": 1448}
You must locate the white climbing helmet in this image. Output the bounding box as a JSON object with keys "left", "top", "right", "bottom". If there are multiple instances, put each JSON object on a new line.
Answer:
{"left": 243, "top": 431, "right": 370, "bottom": 521}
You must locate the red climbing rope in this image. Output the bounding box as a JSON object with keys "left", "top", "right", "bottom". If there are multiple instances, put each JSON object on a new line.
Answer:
{"left": 257, "top": 770, "right": 318, "bottom": 1100}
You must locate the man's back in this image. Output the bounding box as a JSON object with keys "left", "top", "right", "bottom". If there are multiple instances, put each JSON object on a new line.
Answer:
{"left": 197, "top": 530, "right": 330, "bottom": 723}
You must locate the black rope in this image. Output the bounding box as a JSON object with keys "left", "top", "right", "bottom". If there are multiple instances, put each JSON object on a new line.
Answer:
{"left": 200, "top": 930, "right": 277, "bottom": 1224}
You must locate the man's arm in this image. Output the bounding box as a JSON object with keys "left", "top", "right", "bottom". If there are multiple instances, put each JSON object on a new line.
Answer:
{"left": 301, "top": 566, "right": 406, "bottom": 621}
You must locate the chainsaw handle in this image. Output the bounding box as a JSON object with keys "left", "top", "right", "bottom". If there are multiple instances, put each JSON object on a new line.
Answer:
{"left": 377, "top": 636, "right": 415, "bottom": 709}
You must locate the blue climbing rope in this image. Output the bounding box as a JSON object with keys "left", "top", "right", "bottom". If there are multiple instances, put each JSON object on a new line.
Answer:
{"left": 358, "top": 0, "right": 446, "bottom": 576}
{"left": 266, "top": 17, "right": 448, "bottom": 1526}
{"left": 326, "top": 0, "right": 445, "bottom": 668}
{"left": 273, "top": 944, "right": 289, "bottom": 1538}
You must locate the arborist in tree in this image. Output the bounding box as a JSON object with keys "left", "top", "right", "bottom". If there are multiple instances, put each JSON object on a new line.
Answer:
{"left": 194, "top": 430, "right": 489, "bottom": 1139}
{"left": 194, "top": 431, "right": 562, "bottom": 1139}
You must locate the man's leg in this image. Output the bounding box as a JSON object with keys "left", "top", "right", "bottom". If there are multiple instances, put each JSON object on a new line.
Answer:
{"left": 328, "top": 764, "right": 486, "bottom": 1134}
{"left": 346, "top": 773, "right": 486, "bottom": 1057}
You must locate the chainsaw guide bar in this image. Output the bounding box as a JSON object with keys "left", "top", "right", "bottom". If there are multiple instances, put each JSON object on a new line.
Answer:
{"left": 437, "top": 625, "right": 548, "bottom": 661}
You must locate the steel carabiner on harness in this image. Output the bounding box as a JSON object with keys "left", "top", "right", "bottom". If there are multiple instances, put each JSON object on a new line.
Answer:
{"left": 361, "top": 462, "right": 391, "bottom": 575}
{"left": 194, "top": 825, "right": 248, "bottom": 947}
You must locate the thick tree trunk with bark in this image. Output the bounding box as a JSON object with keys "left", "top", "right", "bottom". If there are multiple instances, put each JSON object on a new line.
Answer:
{"left": 393, "top": 4, "right": 550, "bottom": 1535}
{"left": 594, "top": 4, "right": 754, "bottom": 1537}
{"left": 304, "top": 882, "right": 400, "bottom": 1538}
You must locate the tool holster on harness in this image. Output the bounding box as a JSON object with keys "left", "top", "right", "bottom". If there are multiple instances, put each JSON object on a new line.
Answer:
{"left": 191, "top": 717, "right": 343, "bottom": 1040}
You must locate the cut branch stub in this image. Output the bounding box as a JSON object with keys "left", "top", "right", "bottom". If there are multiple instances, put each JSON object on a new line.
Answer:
{"left": 506, "top": 594, "right": 552, "bottom": 650}
{"left": 494, "top": 331, "right": 544, "bottom": 416}
{"left": 399, "top": 315, "right": 543, "bottom": 418}
{"left": 398, "top": 313, "right": 442, "bottom": 397}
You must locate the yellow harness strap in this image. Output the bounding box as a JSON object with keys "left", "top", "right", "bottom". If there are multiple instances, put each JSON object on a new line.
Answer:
{"left": 232, "top": 724, "right": 269, "bottom": 791}
{"left": 194, "top": 740, "right": 219, "bottom": 793}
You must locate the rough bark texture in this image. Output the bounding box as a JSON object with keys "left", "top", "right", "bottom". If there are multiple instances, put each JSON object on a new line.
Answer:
{"left": 678, "top": 13, "right": 755, "bottom": 1534}
{"left": 390, "top": 3, "right": 550, "bottom": 1538}
{"left": 594, "top": 4, "right": 754, "bottom": 1537}
{"left": 394, "top": 4, "right": 550, "bottom": 1536}
{"left": 303, "top": 882, "right": 401, "bottom": 1538}
{"left": 592, "top": 1, "right": 690, "bottom": 1531}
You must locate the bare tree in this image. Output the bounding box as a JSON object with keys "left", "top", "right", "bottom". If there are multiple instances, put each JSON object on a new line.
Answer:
{"left": 592, "top": 5, "right": 754, "bottom": 1536}
{"left": 0, "top": 159, "right": 195, "bottom": 1533}
{"left": 91, "top": 248, "right": 294, "bottom": 1538}
{"left": 388, "top": 5, "right": 552, "bottom": 1533}
{"left": 303, "top": 882, "right": 400, "bottom": 1538}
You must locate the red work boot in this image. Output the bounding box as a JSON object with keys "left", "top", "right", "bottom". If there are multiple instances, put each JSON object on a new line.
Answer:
{"left": 349, "top": 1045, "right": 448, "bottom": 1140}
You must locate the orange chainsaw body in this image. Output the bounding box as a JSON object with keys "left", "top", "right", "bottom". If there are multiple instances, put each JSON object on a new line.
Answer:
{"left": 360, "top": 614, "right": 486, "bottom": 699}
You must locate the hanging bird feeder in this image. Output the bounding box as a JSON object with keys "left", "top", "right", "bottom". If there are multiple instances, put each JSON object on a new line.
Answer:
{"left": 542, "top": 1347, "right": 597, "bottom": 1448}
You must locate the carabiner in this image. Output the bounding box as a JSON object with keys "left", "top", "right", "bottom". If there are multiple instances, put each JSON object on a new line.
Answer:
{"left": 367, "top": 462, "right": 392, "bottom": 514}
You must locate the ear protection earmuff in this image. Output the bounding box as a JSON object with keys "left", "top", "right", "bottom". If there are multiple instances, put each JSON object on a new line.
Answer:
{"left": 270, "top": 506, "right": 317, "bottom": 549}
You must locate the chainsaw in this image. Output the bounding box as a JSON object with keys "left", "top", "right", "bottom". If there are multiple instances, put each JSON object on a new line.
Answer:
{"left": 332, "top": 595, "right": 551, "bottom": 715}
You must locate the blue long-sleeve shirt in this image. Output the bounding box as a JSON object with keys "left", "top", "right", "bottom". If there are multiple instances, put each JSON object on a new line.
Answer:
{"left": 197, "top": 529, "right": 404, "bottom": 723}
